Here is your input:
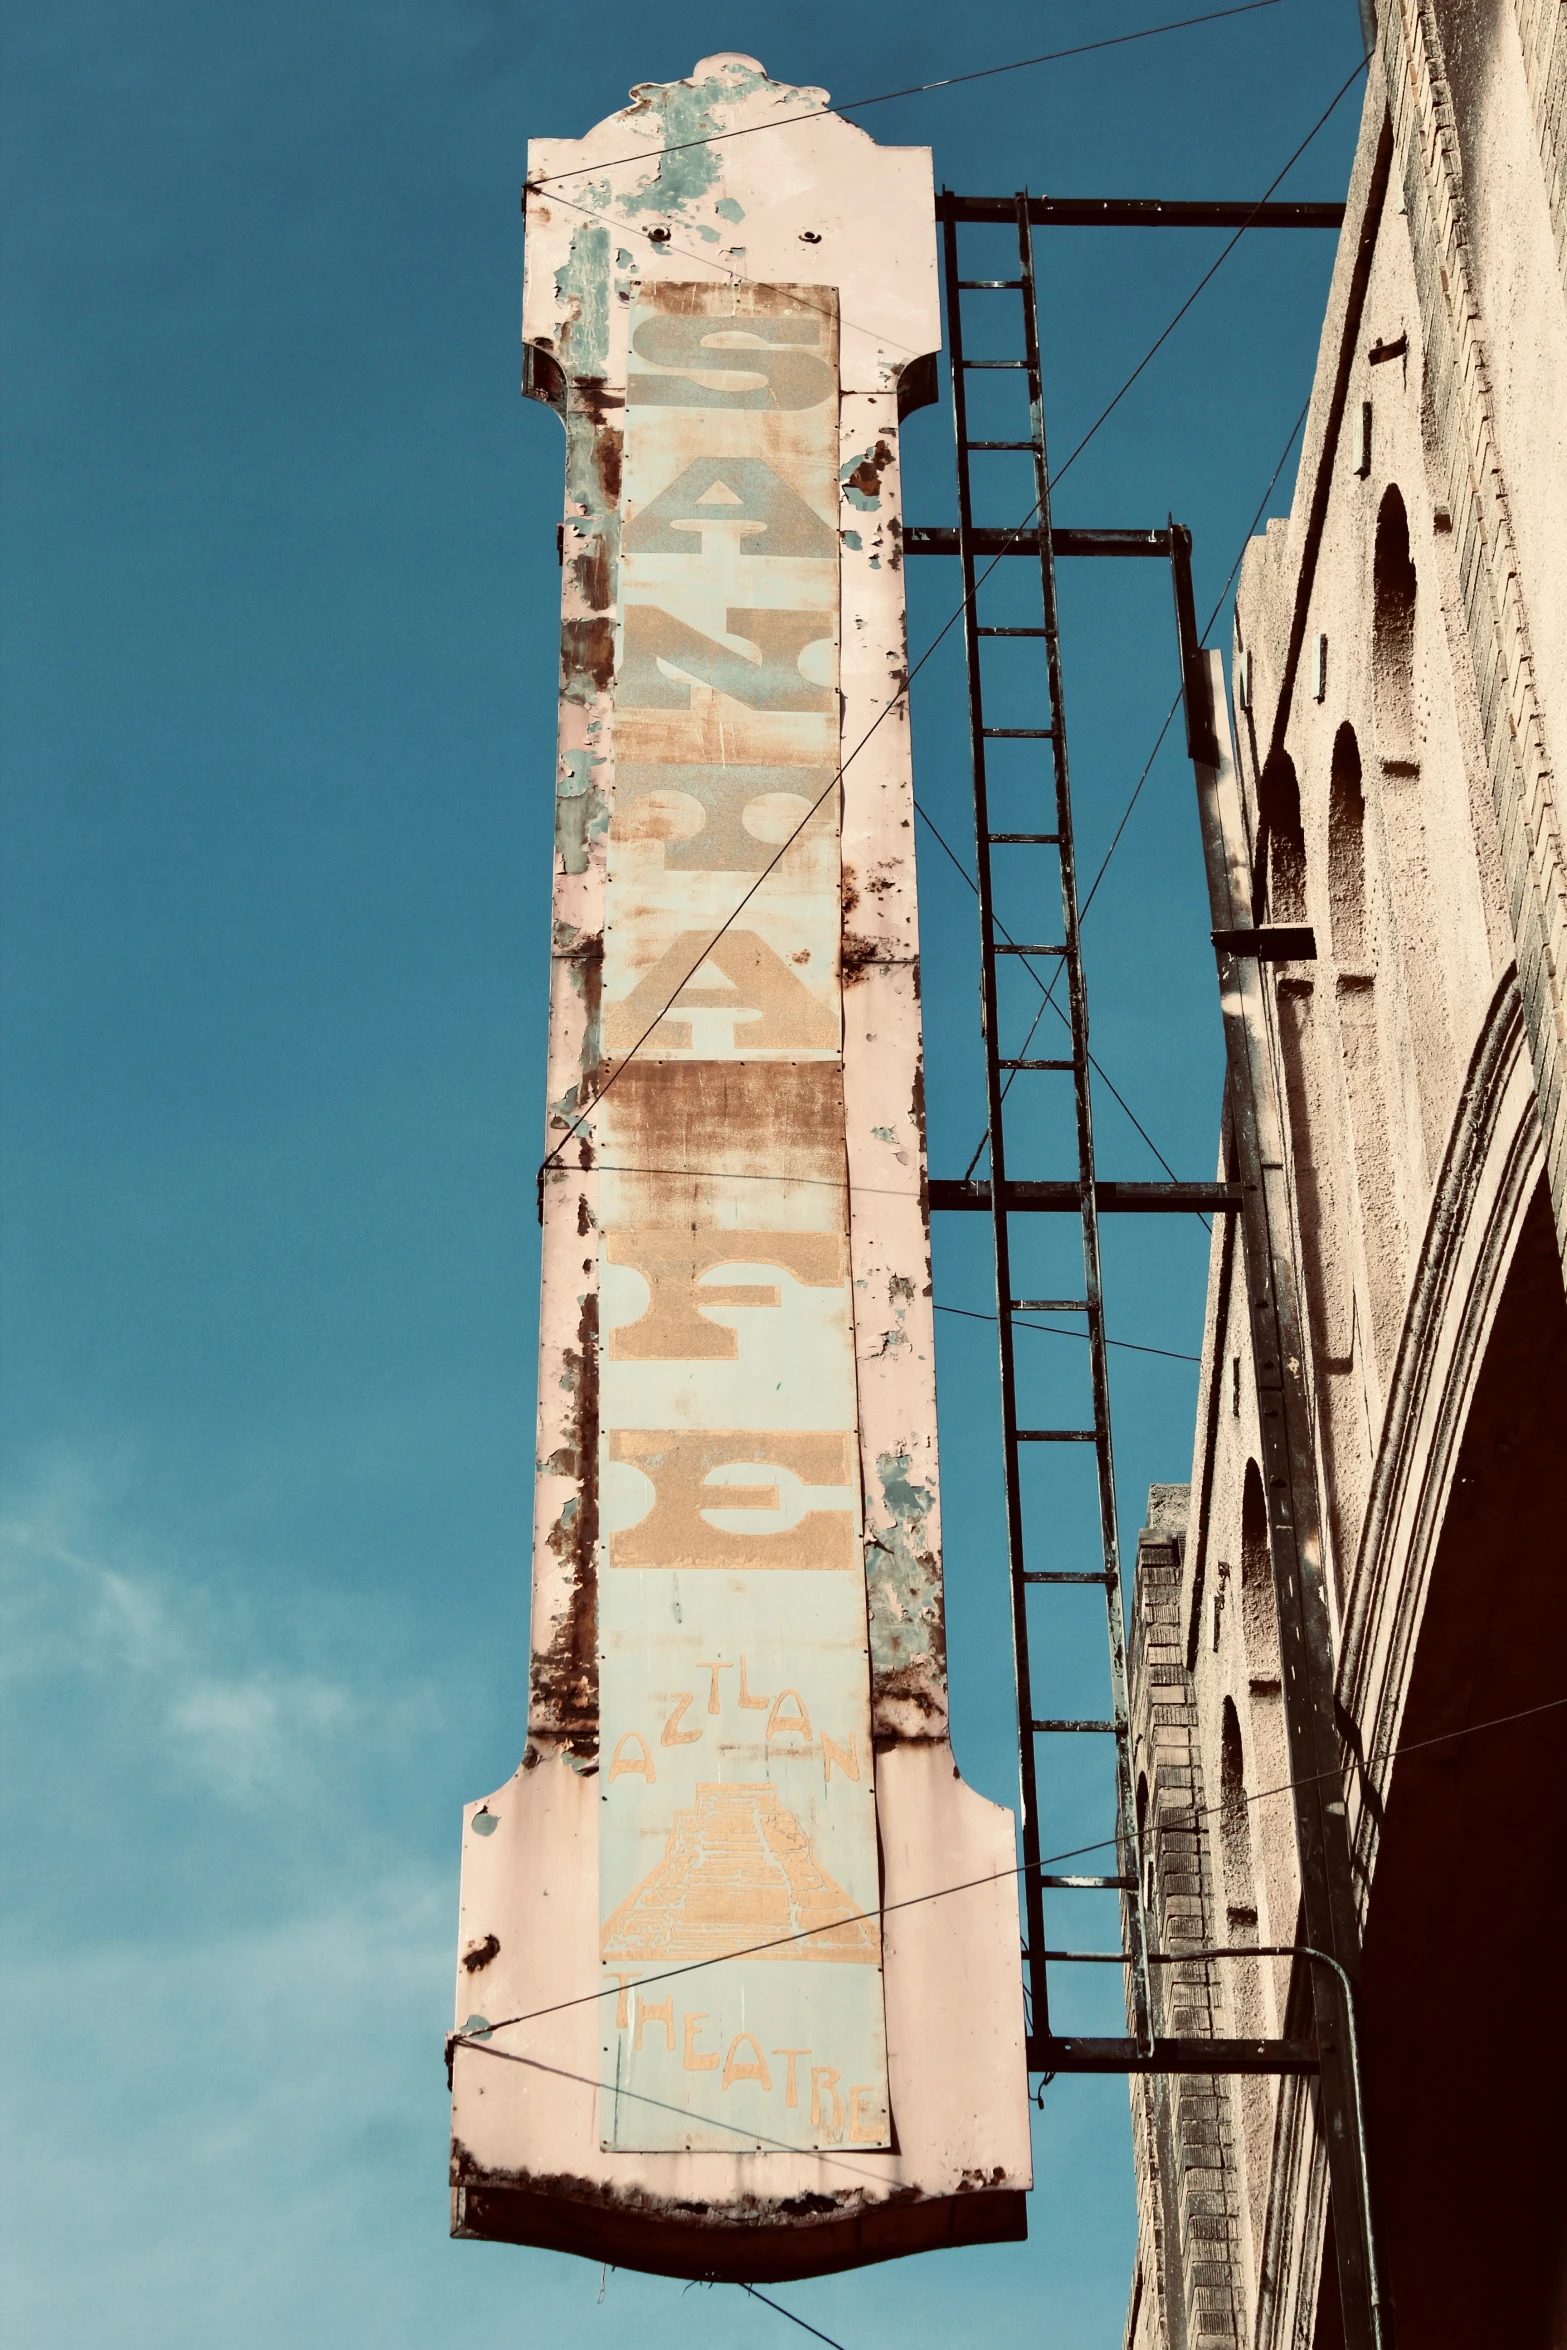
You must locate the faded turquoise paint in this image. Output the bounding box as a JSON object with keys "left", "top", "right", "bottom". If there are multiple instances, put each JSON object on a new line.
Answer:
{"left": 842, "top": 528, "right": 863, "bottom": 552}
{"left": 714, "top": 195, "right": 745, "bottom": 223}
{"left": 869, "top": 1448, "right": 946, "bottom": 1724}
{"left": 553, "top": 220, "right": 613, "bottom": 381}
{"left": 556, "top": 747, "right": 611, "bottom": 875}
{"left": 550, "top": 219, "right": 621, "bottom": 879}
{"left": 613, "top": 63, "right": 772, "bottom": 217}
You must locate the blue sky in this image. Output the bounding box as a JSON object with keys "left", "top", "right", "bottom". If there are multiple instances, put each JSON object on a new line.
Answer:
{"left": 1, "top": 4, "right": 1364, "bottom": 2344}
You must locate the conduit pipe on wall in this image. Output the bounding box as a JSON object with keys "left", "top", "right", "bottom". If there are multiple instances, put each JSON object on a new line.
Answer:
{"left": 1149, "top": 1944, "right": 1387, "bottom": 2350}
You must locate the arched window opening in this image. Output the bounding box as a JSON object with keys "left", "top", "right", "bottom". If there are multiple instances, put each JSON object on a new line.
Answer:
{"left": 1328, "top": 722, "right": 1367, "bottom": 964}
{"left": 1137, "top": 1772, "right": 1155, "bottom": 1917}
{"left": 1241, "top": 1460, "right": 1269, "bottom": 1590}
{"left": 1219, "top": 1698, "right": 1259, "bottom": 1930}
{"left": 1239, "top": 1458, "right": 1282, "bottom": 1679}
{"left": 1259, "top": 750, "right": 1307, "bottom": 923}
{"left": 1373, "top": 486, "right": 1418, "bottom": 770}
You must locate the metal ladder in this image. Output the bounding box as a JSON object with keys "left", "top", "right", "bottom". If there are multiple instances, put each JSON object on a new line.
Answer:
{"left": 942, "top": 191, "right": 1152, "bottom": 2059}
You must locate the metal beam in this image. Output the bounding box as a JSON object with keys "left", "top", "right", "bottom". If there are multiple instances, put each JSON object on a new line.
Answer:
{"left": 905, "top": 527, "right": 1171, "bottom": 558}
{"left": 930, "top": 1178, "right": 1240, "bottom": 1213}
{"left": 1211, "top": 923, "right": 1318, "bottom": 961}
{"left": 938, "top": 194, "right": 1345, "bottom": 230}
{"left": 1030, "top": 2035, "right": 1319, "bottom": 2076}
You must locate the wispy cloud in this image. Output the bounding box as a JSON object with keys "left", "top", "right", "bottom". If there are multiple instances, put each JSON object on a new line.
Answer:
{"left": 0, "top": 1452, "right": 397, "bottom": 1804}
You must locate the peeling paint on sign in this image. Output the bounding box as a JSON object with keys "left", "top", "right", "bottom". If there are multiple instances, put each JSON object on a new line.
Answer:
{"left": 451, "top": 52, "right": 1030, "bottom": 2278}
{"left": 594, "top": 282, "right": 886, "bottom": 2152}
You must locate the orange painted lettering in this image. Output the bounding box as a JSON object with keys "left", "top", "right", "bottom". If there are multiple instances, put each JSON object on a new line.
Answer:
{"left": 659, "top": 1694, "right": 701, "bottom": 1746}
{"left": 722, "top": 2034, "right": 772, "bottom": 2092}
{"left": 698, "top": 1661, "right": 734, "bottom": 1715}
{"left": 772, "top": 2048, "right": 809, "bottom": 2108}
{"left": 849, "top": 2086, "right": 882, "bottom": 2144}
{"left": 635, "top": 1997, "right": 674, "bottom": 2052}
{"left": 609, "top": 1731, "right": 656, "bottom": 1782}
{"left": 683, "top": 2011, "right": 720, "bottom": 2071}
{"left": 810, "top": 2065, "right": 844, "bottom": 2139}
{"left": 822, "top": 1730, "right": 859, "bottom": 1783}
{"left": 766, "top": 1689, "right": 812, "bottom": 1743}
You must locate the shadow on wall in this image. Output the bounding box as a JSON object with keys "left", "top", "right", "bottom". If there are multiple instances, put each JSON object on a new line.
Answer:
{"left": 1372, "top": 487, "right": 1418, "bottom": 776}
{"left": 1355, "top": 1181, "right": 1567, "bottom": 2347}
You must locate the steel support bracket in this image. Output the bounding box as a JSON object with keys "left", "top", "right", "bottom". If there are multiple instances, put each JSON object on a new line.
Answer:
{"left": 1029, "top": 2035, "right": 1319, "bottom": 2076}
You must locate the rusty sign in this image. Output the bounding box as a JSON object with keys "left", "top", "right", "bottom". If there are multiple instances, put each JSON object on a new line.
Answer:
{"left": 598, "top": 281, "right": 886, "bottom": 2154}
{"left": 450, "top": 53, "right": 1031, "bottom": 2280}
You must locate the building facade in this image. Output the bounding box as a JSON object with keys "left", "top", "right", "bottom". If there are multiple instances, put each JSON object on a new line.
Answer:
{"left": 1127, "top": 7, "right": 1567, "bottom": 2344}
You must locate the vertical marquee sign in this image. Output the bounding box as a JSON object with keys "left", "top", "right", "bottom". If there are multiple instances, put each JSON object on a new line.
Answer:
{"left": 450, "top": 56, "right": 1031, "bottom": 2278}
{"left": 600, "top": 281, "right": 887, "bottom": 2154}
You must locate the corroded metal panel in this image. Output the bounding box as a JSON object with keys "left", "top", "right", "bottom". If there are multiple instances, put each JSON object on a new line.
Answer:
{"left": 451, "top": 53, "right": 1031, "bottom": 2279}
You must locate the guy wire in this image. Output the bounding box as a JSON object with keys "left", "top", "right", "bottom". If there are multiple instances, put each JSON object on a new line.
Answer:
{"left": 451, "top": 1691, "right": 1567, "bottom": 2048}
{"left": 533, "top": 66, "right": 1359, "bottom": 1200}
{"left": 526, "top": 6, "right": 1283, "bottom": 189}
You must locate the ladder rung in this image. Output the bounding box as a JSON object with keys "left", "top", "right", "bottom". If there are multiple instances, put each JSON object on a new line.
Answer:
{"left": 978, "top": 626, "right": 1048, "bottom": 636}
{"left": 998, "top": 1057, "right": 1075, "bottom": 1070}
{"left": 995, "top": 942, "right": 1067, "bottom": 956}
{"left": 1030, "top": 1949, "right": 1131, "bottom": 1964}
{"left": 988, "top": 832, "right": 1060, "bottom": 844}
{"left": 982, "top": 727, "right": 1056, "bottom": 739}
{"left": 964, "top": 439, "right": 1036, "bottom": 450}
{"left": 1024, "top": 1571, "right": 1112, "bottom": 1585}
{"left": 962, "top": 359, "right": 1029, "bottom": 369}
{"left": 1037, "top": 1874, "right": 1136, "bottom": 1890}
{"left": 1031, "top": 1718, "right": 1120, "bottom": 1733}
{"left": 1018, "top": 1428, "right": 1097, "bottom": 1442}
{"left": 957, "top": 278, "right": 1025, "bottom": 289}
{"left": 1012, "top": 1299, "right": 1089, "bottom": 1312}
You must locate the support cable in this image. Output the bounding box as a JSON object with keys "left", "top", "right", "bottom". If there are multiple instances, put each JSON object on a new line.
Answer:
{"left": 939, "top": 390, "right": 1310, "bottom": 1182}
{"left": 739, "top": 2285, "right": 854, "bottom": 2350}
{"left": 1047, "top": 54, "right": 1367, "bottom": 488}
{"left": 526, "top": 5, "right": 1283, "bottom": 188}
{"left": 446, "top": 1691, "right": 1567, "bottom": 2044}
{"left": 912, "top": 795, "right": 1201, "bottom": 1200}
{"left": 933, "top": 1298, "right": 1199, "bottom": 1361}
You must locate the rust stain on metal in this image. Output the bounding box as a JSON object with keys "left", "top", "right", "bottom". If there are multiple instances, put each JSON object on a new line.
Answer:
{"left": 843, "top": 440, "right": 894, "bottom": 508}
{"left": 575, "top": 388, "right": 625, "bottom": 507}
{"left": 560, "top": 617, "right": 616, "bottom": 696}
{"left": 451, "top": 2143, "right": 921, "bottom": 2223}
{"left": 570, "top": 540, "right": 613, "bottom": 612}
{"left": 535, "top": 1287, "right": 600, "bottom": 1756}
{"left": 841, "top": 932, "right": 879, "bottom": 985}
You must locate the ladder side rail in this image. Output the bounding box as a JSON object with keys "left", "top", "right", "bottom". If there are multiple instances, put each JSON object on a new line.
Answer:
{"left": 1017, "top": 194, "right": 1152, "bottom": 2058}
{"left": 940, "top": 200, "right": 1052, "bottom": 2044}
{"left": 1171, "top": 541, "right": 1380, "bottom": 2350}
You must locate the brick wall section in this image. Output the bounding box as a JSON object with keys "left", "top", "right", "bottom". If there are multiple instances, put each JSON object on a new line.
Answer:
{"left": 1127, "top": 1506, "right": 1248, "bottom": 2350}
{"left": 1384, "top": 0, "right": 1567, "bottom": 1266}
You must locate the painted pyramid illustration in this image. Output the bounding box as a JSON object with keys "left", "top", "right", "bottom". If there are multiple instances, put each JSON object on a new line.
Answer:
{"left": 601, "top": 1782, "right": 879, "bottom": 1966}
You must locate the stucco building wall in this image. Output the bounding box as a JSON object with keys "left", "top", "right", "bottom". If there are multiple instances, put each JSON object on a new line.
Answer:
{"left": 1125, "top": 10, "right": 1567, "bottom": 2344}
